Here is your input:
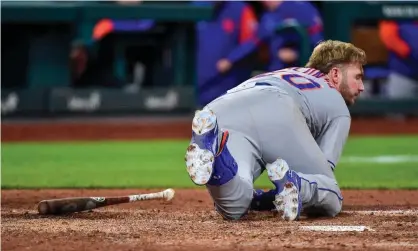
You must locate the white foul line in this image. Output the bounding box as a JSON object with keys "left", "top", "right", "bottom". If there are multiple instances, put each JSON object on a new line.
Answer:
{"left": 344, "top": 210, "right": 418, "bottom": 216}
{"left": 300, "top": 210, "right": 418, "bottom": 232}
{"left": 340, "top": 155, "right": 418, "bottom": 163}
{"left": 300, "top": 225, "right": 373, "bottom": 232}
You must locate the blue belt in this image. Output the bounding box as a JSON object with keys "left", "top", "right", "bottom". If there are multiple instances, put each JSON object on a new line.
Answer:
{"left": 255, "top": 82, "right": 272, "bottom": 87}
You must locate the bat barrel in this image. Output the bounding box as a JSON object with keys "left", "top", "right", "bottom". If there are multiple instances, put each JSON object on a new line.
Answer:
{"left": 37, "top": 199, "right": 76, "bottom": 215}
{"left": 37, "top": 189, "right": 175, "bottom": 215}
{"left": 37, "top": 197, "right": 109, "bottom": 215}
{"left": 37, "top": 200, "right": 52, "bottom": 215}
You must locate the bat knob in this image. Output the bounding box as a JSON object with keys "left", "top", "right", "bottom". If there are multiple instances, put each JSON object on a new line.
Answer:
{"left": 163, "top": 189, "right": 175, "bottom": 201}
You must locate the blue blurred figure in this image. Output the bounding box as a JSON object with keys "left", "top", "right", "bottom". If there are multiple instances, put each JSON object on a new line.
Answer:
{"left": 217, "top": 0, "right": 324, "bottom": 73}
{"left": 194, "top": 1, "right": 258, "bottom": 107}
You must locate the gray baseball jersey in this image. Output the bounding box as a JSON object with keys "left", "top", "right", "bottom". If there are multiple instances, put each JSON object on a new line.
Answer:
{"left": 246, "top": 67, "right": 351, "bottom": 171}
{"left": 204, "top": 67, "right": 348, "bottom": 220}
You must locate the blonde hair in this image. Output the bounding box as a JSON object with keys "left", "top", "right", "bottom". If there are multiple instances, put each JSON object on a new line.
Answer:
{"left": 306, "top": 40, "right": 367, "bottom": 73}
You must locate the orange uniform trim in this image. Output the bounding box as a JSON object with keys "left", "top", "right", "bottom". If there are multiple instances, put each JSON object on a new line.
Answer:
{"left": 239, "top": 6, "right": 258, "bottom": 44}
{"left": 216, "top": 131, "right": 229, "bottom": 157}
{"left": 92, "top": 19, "right": 114, "bottom": 40}
{"left": 379, "top": 20, "right": 411, "bottom": 58}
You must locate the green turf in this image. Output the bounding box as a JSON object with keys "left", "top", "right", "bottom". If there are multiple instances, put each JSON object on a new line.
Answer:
{"left": 2, "top": 136, "right": 418, "bottom": 189}
{"left": 333, "top": 136, "right": 418, "bottom": 189}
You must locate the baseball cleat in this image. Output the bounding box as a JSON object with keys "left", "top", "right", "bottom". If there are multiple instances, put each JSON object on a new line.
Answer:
{"left": 191, "top": 109, "right": 224, "bottom": 155}
{"left": 266, "top": 159, "right": 302, "bottom": 221}
{"left": 185, "top": 109, "right": 229, "bottom": 186}
{"left": 192, "top": 109, "right": 217, "bottom": 136}
{"left": 185, "top": 143, "right": 214, "bottom": 185}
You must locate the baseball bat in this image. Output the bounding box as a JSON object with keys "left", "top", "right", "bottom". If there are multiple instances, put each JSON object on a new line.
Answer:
{"left": 37, "top": 188, "right": 175, "bottom": 215}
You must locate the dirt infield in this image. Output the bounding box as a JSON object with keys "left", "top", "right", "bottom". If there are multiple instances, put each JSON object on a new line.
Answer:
{"left": 2, "top": 189, "right": 418, "bottom": 251}
{"left": 2, "top": 117, "right": 418, "bottom": 250}
{"left": 2, "top": 116, "right": 418, "bottom": 142}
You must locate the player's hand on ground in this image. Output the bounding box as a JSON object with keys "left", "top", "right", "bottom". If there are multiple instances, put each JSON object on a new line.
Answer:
{"left": 277, "top": 48, "right": 298, "bottom": 63}
{"left": 217, "top": 59, "right": 232, "bottom": 73}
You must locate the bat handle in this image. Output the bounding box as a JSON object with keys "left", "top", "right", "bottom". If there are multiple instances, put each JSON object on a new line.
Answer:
{"left": 129, "top": 189, "right": 175, "bottom": 202}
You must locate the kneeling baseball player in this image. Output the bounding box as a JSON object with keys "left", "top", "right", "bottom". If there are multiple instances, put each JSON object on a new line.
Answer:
{"left": 185, "top": 40, "right": 366, "bottom": 221}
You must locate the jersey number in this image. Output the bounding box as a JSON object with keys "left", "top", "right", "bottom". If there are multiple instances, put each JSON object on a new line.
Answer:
{"left": 281, "top": 74, "right": 322, "bottom": 91}
{"left": 251, "top": 71, "right": 322, "bottom": 91}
